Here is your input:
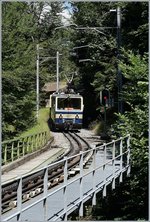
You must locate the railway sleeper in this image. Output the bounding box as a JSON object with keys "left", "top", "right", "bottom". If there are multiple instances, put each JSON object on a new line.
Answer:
{"left": 68, "top": 170, "right": 76, "bottom": 176}
{"left": 29, "top": 187, "right": 42, "bottom": 198}
{"left": 47, "top": 181, "right": 51, "bottom": 188}
{"left": 74, "top": 167, "right": 80, "bottom": 172}
{"left": 53, "top": 178, "right": 59, "bottom": 183}
{"left": 35, "top": 188, "right": 42, "bottom": 194}
{"left": 9, "top": 200, "right": 17, "bottom": 208}
{"left": 29, "top": 190, "right": 36, "bottom": 197}
{"left": 51, "top": 180, "right": 59, "bottom": 187}
{"left": 59, "top": 175, "right": 64, "bottom": 182}
{"left": 23, "top": 193, "right": 30, "bottom": 200}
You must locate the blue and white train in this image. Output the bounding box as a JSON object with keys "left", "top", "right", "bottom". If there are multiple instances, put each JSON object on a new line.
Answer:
{"left": 49, "top": 92, "right": 84, "bottom": 131}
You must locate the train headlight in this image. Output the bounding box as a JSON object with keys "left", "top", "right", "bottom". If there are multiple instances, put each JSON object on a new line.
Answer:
{"left": 59, "top": 114, "right": 64, "bottom": 123}
{"left": 75, "top": 115, "right": 79, "bottom": 124}
{"left": 59, "top": 114, "right": 63, "bottom": 118}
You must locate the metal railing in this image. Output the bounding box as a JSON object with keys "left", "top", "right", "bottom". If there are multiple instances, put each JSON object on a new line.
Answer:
{"left": 2, "top": 134, "right": 131, "bottom": 221}
{"left": 2, "top": 131, "right": 49, "bottom": 166}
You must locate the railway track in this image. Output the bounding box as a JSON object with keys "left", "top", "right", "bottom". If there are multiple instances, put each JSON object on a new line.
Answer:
{"left": 2, "top": 131, "right": 94, "bottom": 215}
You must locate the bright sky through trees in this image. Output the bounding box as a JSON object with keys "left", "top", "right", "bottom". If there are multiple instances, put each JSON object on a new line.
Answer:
{"left": 61, "top": 1, "right": 72, "bottom": 24}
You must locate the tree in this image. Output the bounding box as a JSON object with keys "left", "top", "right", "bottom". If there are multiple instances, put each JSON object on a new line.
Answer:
{"left": 2, "top": 2, "right": 37, "bottom": 139}
{"left": 70, "top": 2, "right": 148, "bottom": 220}
{"left": 2, "top": 1, "right": 64, "bottom": 139}
{"left": 70, "top": 2, "right": 118, "bottom": 122}
{"left": 93, "top": 51, "right": 148, "bottom": 220}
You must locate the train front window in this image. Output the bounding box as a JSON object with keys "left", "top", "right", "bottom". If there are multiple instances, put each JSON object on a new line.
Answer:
{"left": 57, "top": 98, "right": 81, "bottom": 110}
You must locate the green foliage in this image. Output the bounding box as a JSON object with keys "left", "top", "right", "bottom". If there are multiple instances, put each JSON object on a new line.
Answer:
{"left": 120, "top": 50, "right": 148, "bottom": 108}
{"left": 71, "top": 2, "right": 121, "bottom": 119}
{"left": 121, "top": 2, "right": 148, "bottom": 54}
{"left": 20, "top": 108, "right": 50, "bottom": 137}
{"left": 2, "top": 70, "right": 36, "bottom": 140}
{"left": 71, "top": 2, "right": 148, "bottom": 219}
{"left": 2, "top": 1, "right": 63, "bottom": 140}
{"left": 2, "top": 2, "right": 37, "bottom": 140}
{"left": 71, "top": 2, "right": 148, "bottom": 121}
{"left": 91, "top": 51, "right": 148, "bottom": 221}
{"left": 110, "top": 51, "right": 148, "bottom": 220}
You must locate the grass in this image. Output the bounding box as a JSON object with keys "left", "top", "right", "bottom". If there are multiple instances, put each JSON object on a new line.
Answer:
{"left": 88, "top": 120, "right": 105, "bottom": 135}
{"left": 94, "top": 122, "right": 105, "bottom": 135}
{"left": 20, "top": 107, "right": 51, "bottom": 137}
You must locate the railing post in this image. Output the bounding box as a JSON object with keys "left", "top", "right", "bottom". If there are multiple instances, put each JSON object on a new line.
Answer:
{"left": 39, "top": 132, "right": 42, "bottom": 147}
{"left": 4, "top": 144, "right": 7, "bottom": 165}
{"left": 22, "top": 138, "right": 27, "bottom": 155}
{"left": 112, "top": 140, "right": 116, "bottom": 190}
{"left": 79, "top": 151, "right": 83, "bottom": 217}
{"left": 92, "top": 146, "right": 96, "bottom": 205}
{"left": 35, "top": 134, "right": 37, "bottom": 150}
{"left": 22, "top": 139, "right": 25, "bottom": 156}
{"left": 11, "top": 142, "right": 14, "bottom": 162}
{"left": 37, "top": 133, "right": 39, "bottom": 149}
{"left": 31, "top": 135, "right": 34, "bottom": 153}
{"left": 103, "top": 143, "right": 107, "bottom": 197}
{"left": 41, "top": 132, "right": 44, "bottom": 146}
{"left": 46, "top": 131, "right": 49, "bottom": 142}
{"left": 29, "top": 136, "right": 31, "bottom": 151}
{"left": 17, "top": 141, "right": 20, "bottom": 159}
{"left": 119, "top": 138, "right": 123, "bottom": 183}
{"left": 127, "top": 134, "right": 131, "bottom": 176}
{"left": 42, "top": 132, "right": 44, "bottom": 145}
{"left": 38, "top": 133, "right": 40, "bottom": 148}
{"left": 63, "top": 156, "right": 68, "bottom": 220}
{"left": 44, "top": 131, "right": 46, "bottom": 144}
{"left": 41, "top": 132, "right": 43, "bottom": 146}
{"left": 39, "top": 132, "right": 41, "bottom": 147}
{"left": 2, "top": 131, "right": 49, "bottom": 166}
{"left": 27, "top": 137, "right": 29, "bottom": 153}
{"left": 29, "top": 136, "right": 32, "bottom": 151}
{"left": 17, "top": 177, "right": 22, "bottom": 221}
{"left": 43, "top": 167, "right": 48, "bottom": 220}
{"left": 35, "top": 134, "right": 38, "bottom": 149}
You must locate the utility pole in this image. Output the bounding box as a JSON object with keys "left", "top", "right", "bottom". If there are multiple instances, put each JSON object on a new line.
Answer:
{"left": 0, "top": 1, "right": 2, "bottom": 220}
{"left": 36, "top": 45, "right": 56, "bottom": 117}
{"left": 117, "top": 6, "right": 123, "bottom": 114}
{"left": 36, "top": 44, "right": 39, "bottom": 118}
{"left": 56, "top": 51, "right": 59, "bottom": 92}
{"left": 110, "top": 6, "right": 122, "bottom": 113}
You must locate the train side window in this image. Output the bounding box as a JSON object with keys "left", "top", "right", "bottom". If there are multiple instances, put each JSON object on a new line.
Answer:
{"left": 52, "top": 97, "right": 56, "bottom": 107}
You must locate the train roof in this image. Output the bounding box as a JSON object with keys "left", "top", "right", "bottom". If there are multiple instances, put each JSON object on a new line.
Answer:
{"left": 51, "top": 92, "right": 83, "bottom": 98}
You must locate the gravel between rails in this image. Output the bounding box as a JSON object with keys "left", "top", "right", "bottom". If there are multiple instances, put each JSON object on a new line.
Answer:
{"left": 51, "top": 131, "right": 70, "bottom": 150}
{"left": 51, "top": 129, "right": 102, "bottom": 149}
{"left": 77, "top": 129, "right": 103, "bottom": 145}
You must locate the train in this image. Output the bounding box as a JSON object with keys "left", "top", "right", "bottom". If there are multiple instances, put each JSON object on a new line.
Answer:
{"left": 49, "top": 90, "right": 84, "bottom": 131}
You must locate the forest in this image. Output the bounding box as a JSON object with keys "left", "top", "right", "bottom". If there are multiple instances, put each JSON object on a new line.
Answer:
{"left": 2, "top": 1, "right": 148, "bottom": 220}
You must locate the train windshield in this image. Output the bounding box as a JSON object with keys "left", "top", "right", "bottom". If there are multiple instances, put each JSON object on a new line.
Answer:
{"left": 57, "top": 97, "right": 81, "bottom": 110}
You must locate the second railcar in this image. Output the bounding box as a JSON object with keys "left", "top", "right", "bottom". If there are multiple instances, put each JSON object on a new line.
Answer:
{"left": 49, "top": 92, "right": 84, "bottom": 131}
